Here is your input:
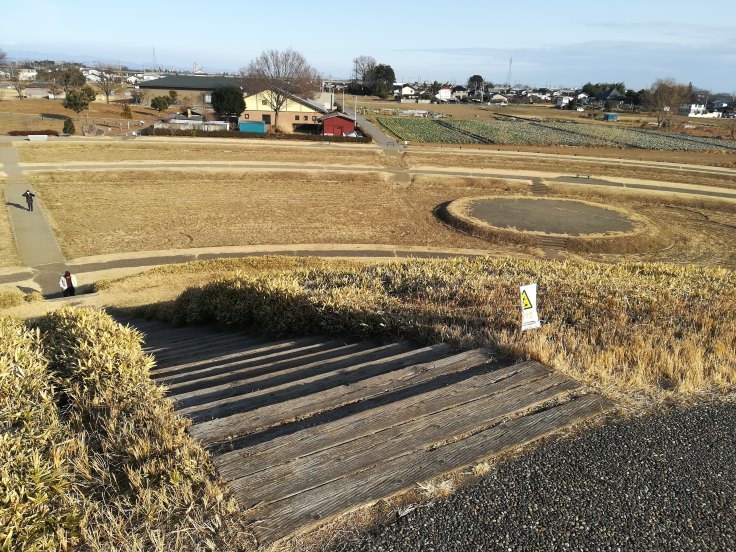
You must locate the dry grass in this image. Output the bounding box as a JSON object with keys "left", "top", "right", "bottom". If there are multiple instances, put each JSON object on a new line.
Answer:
{"left": 0, "top": 97, "right": 161, "bottom": 135}
{"left": 29, "top": 170, "right": 522, "bottom": 259}
{"left": 16, "top": 141, "right": 387, "bottom": 166}
{"left": 0, "top": 179, "right": 21, "bottom": 267}
{"left": 138, "top": 257, "right": 736, "bottom": 402}
{"left": 404, "top": 151, "right": 736, "bottom": 190}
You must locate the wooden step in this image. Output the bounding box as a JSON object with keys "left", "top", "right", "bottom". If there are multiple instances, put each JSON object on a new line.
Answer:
{"left": 168, "top": 342, "right": 407, "bottom": 405}
{"left": 189, "top": 344, "right": 478, "bottom": 445}
{"left": 151, "top": 335, "right": 328, "bottom": 379}
{"left": 179, "top": 343, "right": 456, "bottom": 424}
{"left": 230, "top": 371, "right": 577, "bottom": 508}
{"left": 241, "top": 393, "right": 610, "bottom": 542}
{"left": 217, "top": 360, "right": 559, "bottom": 483}
{"left": 154, "top": 337, "right": 348, "bottom": 383}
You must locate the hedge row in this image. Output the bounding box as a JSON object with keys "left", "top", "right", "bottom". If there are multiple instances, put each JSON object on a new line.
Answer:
{"left": 141, "top": 125, "right": 373, "bottom": 143}
{"left": 7, "top": 130, "right": 60, "bottom": 136}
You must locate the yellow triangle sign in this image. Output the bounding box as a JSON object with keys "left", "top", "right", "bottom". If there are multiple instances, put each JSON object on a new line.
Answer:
{"left": 521, "top": 290, "right": 533, "bottom": 310}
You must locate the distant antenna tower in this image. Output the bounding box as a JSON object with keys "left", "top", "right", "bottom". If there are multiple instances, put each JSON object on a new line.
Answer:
{"left": 152, "top": 47, "right": 157, "bottom": 69}
{"left": 506, "top": 58, "right": 512, "bottom": 88}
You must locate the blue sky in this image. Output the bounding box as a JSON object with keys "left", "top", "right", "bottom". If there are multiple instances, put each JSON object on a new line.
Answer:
{"left": 3, "top": 0, "right": 735, "bottom": 92}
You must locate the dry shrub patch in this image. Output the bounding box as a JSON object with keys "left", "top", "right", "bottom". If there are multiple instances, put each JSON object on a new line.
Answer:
{"left": 0, "top": 318, "right": 77, "bottom": 550}
{"left": 143, "top": 257, "right": 735, "bottom": 400}
{"left": 1, "top": 309, "right": 251, "bottom": 551}
{"left": 0, "top": 179, "right": 21, "bottom": 267}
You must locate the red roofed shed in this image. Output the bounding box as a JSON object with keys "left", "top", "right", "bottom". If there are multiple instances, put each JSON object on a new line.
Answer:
{"left": 321, "top": 113, "right": 356, "bottom": 136}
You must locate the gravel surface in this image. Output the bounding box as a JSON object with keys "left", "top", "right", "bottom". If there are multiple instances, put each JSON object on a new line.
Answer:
{"left": 342, "top": 402, "right": 736, "bottom": 551}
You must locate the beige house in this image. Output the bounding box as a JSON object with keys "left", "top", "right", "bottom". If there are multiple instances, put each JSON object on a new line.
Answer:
{"left": 242, "top": 89, "right": 328, "bottom": 133}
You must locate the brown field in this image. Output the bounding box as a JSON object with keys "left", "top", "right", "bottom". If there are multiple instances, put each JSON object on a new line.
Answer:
{"left": 26, "top": 169, "right": 736, "bottom": 269}
{"left": 30, "top": 170, "right": 528, "bottom": 258}
{"left": 0, "top": 96, "right": 161, "bottom": 135}
{"left": 404, "top": 151, "right": 736, "bottom": 189}
{"left": 16, "top": 141, "right": 386, "bottom": 166}
{"left": 0, "top": 179, "right": 20, "bottom": 267}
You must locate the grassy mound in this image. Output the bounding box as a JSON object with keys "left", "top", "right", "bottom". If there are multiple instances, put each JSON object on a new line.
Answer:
{"left": 1, "top": 309, "right": 250, "bottom": 551}
{"left": 143, "top": 257, "right": 735, "bottom": 399}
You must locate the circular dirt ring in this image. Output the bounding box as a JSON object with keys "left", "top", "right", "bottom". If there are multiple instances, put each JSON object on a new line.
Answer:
{"left": 440, "top": 196, "right": 661, "bottom": 254}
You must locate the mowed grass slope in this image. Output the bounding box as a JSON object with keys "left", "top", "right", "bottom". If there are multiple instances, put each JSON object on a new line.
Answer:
{"left": 0, "top": 178, "right": 21, "bottom": 267}
{"left": 16, "top": 141, "right": 386, "bottom": 166}
{"left": 30, "top": 170, "right": 520, "bottom": 258}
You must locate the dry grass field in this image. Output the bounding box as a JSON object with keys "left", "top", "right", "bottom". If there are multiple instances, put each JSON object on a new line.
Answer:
{"left": 0, "top": 179, "right": 20, "bottom": 267}
{"left": 16, "top": 141, "right": 386, "bottom": 166}
{"left": 0, "top": 97, "right": 161, "bottom": 135}
{"left": 29, "top": 170, "right": 527, "bottom": 258}
{"left": 404, "top": 151, "right": 736, "bottom": 189}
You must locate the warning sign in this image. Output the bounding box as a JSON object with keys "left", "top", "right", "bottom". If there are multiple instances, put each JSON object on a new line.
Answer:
{"left": 520, "top": 283, "right": 541, "bottom": 331}
{"left": 521, "top": 290, "right": 533, "bottom": 310}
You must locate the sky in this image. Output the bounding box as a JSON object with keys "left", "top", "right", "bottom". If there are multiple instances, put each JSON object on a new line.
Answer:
{"left": 3, "top": 0, "right": 735, "bottom": 92}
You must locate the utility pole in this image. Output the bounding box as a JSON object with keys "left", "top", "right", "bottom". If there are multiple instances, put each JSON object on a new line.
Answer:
{"left": 506, "top": 58, "right": 513, "bottom": 89}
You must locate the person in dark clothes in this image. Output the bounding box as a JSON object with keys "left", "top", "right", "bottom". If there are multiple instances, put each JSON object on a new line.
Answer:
{"left": 59, "top": 271, "right": 77, "bottom": 297}
{"left": 22, "top": 189, "right": 35, "bottom": 212}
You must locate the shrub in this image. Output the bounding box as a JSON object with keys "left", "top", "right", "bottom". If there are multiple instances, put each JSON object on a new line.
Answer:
{"left": 0, "top": 290, "right": 23, "bottom": 309}
{"left": 24, "top": 291, "right": 44, "bottom": 303}
{"left": 62, "top": 118, "right": 75, "bottom": 135}
{"left": 0, "top": 317, "right": 78, "bottom": 550}
{"left": 36, "top": 308, "right": 248, "bottom": 550}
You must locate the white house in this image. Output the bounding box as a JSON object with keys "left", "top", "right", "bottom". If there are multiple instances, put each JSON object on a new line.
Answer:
{"left": 435, "top": 85, "right": 453, "bottom": 102}
{"left": 451, "top": 85, "right": 467, "bottom": 100}
{"left": 556, "top": 96, "right": 574, "bottom": 108}
{"left": 489, "top": 94, "right": 508, "bottom": 105}
{"left": 394, "top": 84, "right": 417, "bottom": 99}
{"left": 680, "top": 104, "right": 721, "bottom": 118}
{"left": 18, "top": 68, "right": 37, "bottom": 81}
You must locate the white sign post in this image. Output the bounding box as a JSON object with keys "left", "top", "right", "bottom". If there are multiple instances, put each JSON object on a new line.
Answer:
{"left": 520, "top": 283, "right": 541, "bottom": 331}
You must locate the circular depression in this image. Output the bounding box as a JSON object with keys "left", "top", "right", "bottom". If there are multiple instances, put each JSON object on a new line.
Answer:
{"left": 467, "top": 198, "right": 634, "bottom": 235}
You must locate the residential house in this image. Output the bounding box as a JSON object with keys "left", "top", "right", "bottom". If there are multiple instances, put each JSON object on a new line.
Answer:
{"left": 451, "top": 85, "right": 467, "bottom": 100}
{"left": 242, "top": 88, "right": 328, "bottom": 132}
{"left": 435, "top": 85, "right": 453, "bottom": 102}
{"left": 556, "top": 96, "right": 574, "bottom": 108}
{"left": 489, "top": 94, "right": 509, "bottom": 106}
{"left": 137, "top": 74, "right": 242, "bottom": 110}
{"left": 17, "top": 68, "right": 38, "bottom": 81}
{"left": 595, "top": 88, "right": 626, "bottom": 106}
{"left": 394, "top": 83, "right": 418, "bottom": 101}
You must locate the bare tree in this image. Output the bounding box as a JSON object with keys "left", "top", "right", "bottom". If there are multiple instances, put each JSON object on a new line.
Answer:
{"left": 243, "top": 49, "right": 319, "bottom": 130}
{"left": 96, "top": 66, "right": 121, "bottom": 104}
{"left": 9, "top": 66, "right": 28, "bottom": 100}
{"left": 648, "top": 78, "right": 690, "bottom": 128}
{"left": 352, "top": 55, "right": 376, "bottom": 84}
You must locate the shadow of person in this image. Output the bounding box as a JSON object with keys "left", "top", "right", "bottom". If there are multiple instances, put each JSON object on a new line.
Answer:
{"left": 6, "top": 202, "right": 28, "bottom": 211}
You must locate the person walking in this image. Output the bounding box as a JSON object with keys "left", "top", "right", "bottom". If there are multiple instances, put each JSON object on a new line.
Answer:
{"left": 22, "top": 189, "right": 36, "bottom": 212}
{"left": 59, "top": 270, "right": 77, "bottom": 297}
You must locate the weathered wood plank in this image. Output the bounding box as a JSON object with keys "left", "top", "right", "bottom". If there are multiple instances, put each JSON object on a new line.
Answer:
{"left": 145, "top": 332, "right": 258, "bottom": 355}
{"left": 150, "top": 336, "right": 319, "bottom": 373}
{"left": 215, "top": 359, "right": 540, "bottom": 479}
{"left": 180, "top": 343, "right": 455, "bottom": 423}
{"left": 228, "top": 372, "right": 579, "bottom": 506}
{"left": 155, "top": 339, "right": 352, "bottom": 385}
{"left": 169, "top": 342, "right": 407, "bottom": 406}
{"left": 242, "top": 393, "right": 611, "bottom": 543}
{"left": 190, "top": 346, "right": 484, "bottom": 446}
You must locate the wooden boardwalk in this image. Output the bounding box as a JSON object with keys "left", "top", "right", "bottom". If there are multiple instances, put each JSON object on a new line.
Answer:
{"left": 134, "top": 320, "right": 611, "bottom": 543}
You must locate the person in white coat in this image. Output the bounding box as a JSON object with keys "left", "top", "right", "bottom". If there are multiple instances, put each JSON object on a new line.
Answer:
{"left": 60, "top": 270, "right": 78, "bottom": 297}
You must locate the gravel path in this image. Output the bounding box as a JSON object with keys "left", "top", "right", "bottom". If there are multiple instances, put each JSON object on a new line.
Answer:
{"left": 343, "top": 402, "right": 736, "bottom": 551}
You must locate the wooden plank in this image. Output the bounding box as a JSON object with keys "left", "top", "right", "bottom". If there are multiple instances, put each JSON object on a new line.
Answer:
{"left": 169, "top": 342, "right": 408, "bottom": 406}
{"left": 146, "top": 333, "right": 269, "bottom": 360}
{"left": 144, "top": 329, "right": 250, "bottom": 350}
{"left": 228, "top": 372, "right": 579, "bottom": 506}
{"left": 150, "top": 336, "right": 328, "bottom": 378}
{"left": 215, "top": 360, "right": 542, "bottom": 480}
{"left": 150, "top": 335, "right": 321, "bottom": 373}
{"left": 190, "top": 346, "right": 481, "bottom": 446}
{"left": 242, "top": 393, "right": 611, "bottom": 543}
{"left": 179, "top": 343, "right": 455, "bottom": 423}
{"left": 155, "top": 339, "right": 351, "bottom": 384}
